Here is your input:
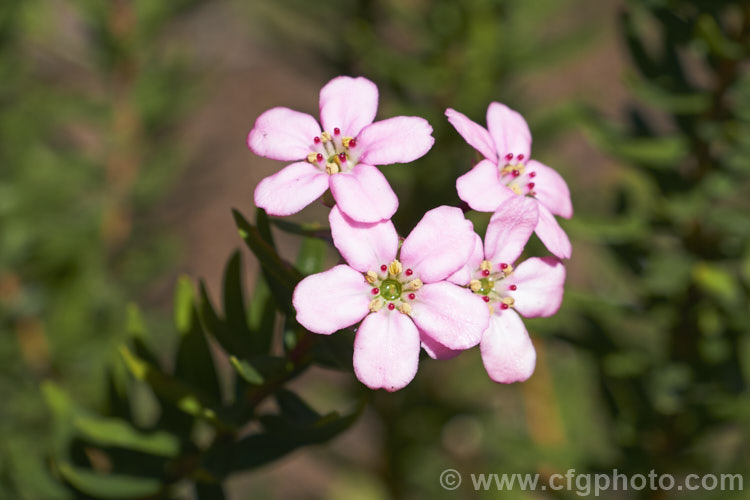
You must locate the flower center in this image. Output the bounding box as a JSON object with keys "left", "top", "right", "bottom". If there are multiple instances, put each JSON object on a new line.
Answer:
{"left": 365, "top": 260, "right": 421, "bottom": 315}
{"left": 307, "top": 128, "right": 360, "bottom": 176}
{"left": 469, "top": 260, "right": 518, "bottom": 314}
{"left": 497, "top": 157, "right": 537, "bottom": 196}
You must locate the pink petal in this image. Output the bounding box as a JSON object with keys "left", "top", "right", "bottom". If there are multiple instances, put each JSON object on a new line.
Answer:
{"left": 527, "top": 160, "right": 573, "bottom": 219}
{"left": 456, "top": 159, "right": 516, "bottom": 212}
{"left": 357, "top": 116, "right": 435, "bottom": 165}
{"left": 421, "top": 334, "right": 462, "bottom": 360}
{"left": 486, "top": 102, "right": 531, "bottom": 164}
{"left": 445, "top": 108, "right": 497, "bottom": 161}
{"left": 293, "top": 265, "right": 371, "bottom": 334}
{"left": 254, "top": 162, "right": 329, "bottom": 216}
{"left": 329, "top": 164, "right": 398, "bottom": 223}
{"left": 535, "top": 203, "right": 572, "bottom": 259}
{"left": 400, "top": 206, "right": 476, "bottom": 283}
{"left": 329, "top": 205, "right": 399, "bottom": 273}
{"left": 480, "top": 309, "right": 536, "bottom": 384}
{"left": 507, "top": 257, "right": 565, "bottom": 318}
{"left": 447, "top": 232, "right": 484, "bottom": 285}
{"left": 247, "top": 107, "right": 321, "bottom": 161}
{"left": 353, "top": 310, "right": 421, "bottom": 391}
{"left": 484, "top": 196, "right": 539, "bottom": 265}
{"left": 319, "top": 76, "right": 378, "bottom": 137}
{"left": 411, "top": 282, "right": 489, "bottom": 350}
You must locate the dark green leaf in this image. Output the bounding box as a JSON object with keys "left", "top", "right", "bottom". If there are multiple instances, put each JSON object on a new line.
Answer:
{"left": 56, "top": 462, "right": 162, "bottom": 499}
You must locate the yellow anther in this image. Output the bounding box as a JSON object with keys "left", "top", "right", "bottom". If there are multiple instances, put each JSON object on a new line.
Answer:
{"left": 406, "top": 279, "right": 423, "bottom": 291}
{"left": 320, "top": 131, "right": 332, "bottom": 143}
{"left": 369, "top": 298, "right": 383, "bottom": 313}
{"left": 365, "top": 271, "right": 378, "bottom": 284}
{"left": 306, "top": 153, "right": 318, "bottom": 164}
{"left": 388, "top": 260, "right": 402, "bottom": 276}
{"left": 480, "top": 260, "right": 492, "bottom": 272}
{"left": 342, "top": 137, "right": 354, "bottom": 148}
{"left": 516, "top": 162, "right": 526, "bottom": 173}
{"left": 325, "top": 163, "right": 339, "bottom": 175}
{"left": 510, "top": 184, "right": 523, "bottom": 195}
{"left": 501, "top": 165, "right": 515, "bottom": 175}
{"left": 398, "top": 303, "right": 412, "bottom": 315}
{"left": 502, "top": 296, "right": 515, "bottom": 306}
{"left": 470, "top": 279, "right": 482, "bottom": 292}
{"left": 502, "top": 264, "right": 514, "bottom": 276}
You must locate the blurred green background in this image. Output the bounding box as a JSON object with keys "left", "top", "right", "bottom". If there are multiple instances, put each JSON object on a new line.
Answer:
{"left": 1, "top": 0, "right": 749, "bottom": 498}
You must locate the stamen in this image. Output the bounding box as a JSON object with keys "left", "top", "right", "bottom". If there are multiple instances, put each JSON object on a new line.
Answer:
{"left": 512, "top": 169, "right": 520, "bottom": 177}
{"left": 387, "top": 303, "right": 395, "bottom": 311}
{"left": 482, "top": 296, "right": 490, "bottom": 303}
{"left": 505, "top": 153, "right": 513, "bottom": 161}
{"left": 509, "top": 284, "right": 517, "bottom": 291}
{"left": 510, "top": 184, "right": 523, "bottom": 195}
{"left": 500, "top": 303, "right": 509, "bottom": 310}
{"left": 313, "top": 136, "right": 321, "bottom": 144}
{"left": 388, "top": 260, "right": 403, "bottom": 276}
{"left": 517, "top": 154, "right": 525, "bottom": 161}
{"left": 529, "top": 171, "right": 536, "bottom": 178}
{"left": 406, "top": 279, "right": 423, "bottom": 291}
{"left": 502, "top": 296, "right": 515, "bottom": 306}
{"left": 527, "top": 182, "right": 535, "bottom": 190}
{"left": 320, "top": 131, "right": 332, "bottom": 143}
{"left": 481, "top": 270, "right": 490, "bottom": 277}
{"left": 480, "top": 260, "right": 492, "bottom": 272}
{"left": 398, "top": 303, "right": 412, "bottom": 315}
{"left": 349, "top": 138, "right": 357, "bottom": 148}
{"left": 341, "top": 137, "right": 353, "bottom": 148}
{"left": 405, "top": 268, "right": 413, "bottom": 276}
{"left": 306, "top": 153, "right": 318, "bottom": 164}
{"left": 333, "top": 127, "right": 341, "bottom": 135}
{"left": 408, "top": 293, "right": 416, "bottom": 300}
{"left": 369, "top": 298, "right": 383, "bottom": 312}
{"left": 500, "top": 263, "right": 509, "bottom": 270}
{"left": 365, "top": 271, "right": 378, "bottom": 284}
{"left": 325, "top": 163, "right": 339, "bottom": 175}
{"left": 470, "top": 280, "right": 481, "bottom": 292}
{"left": 316, "top": 153, "right": 324, "bottom": 162}
{"left": 371, "top": 287, "right": 380, "bottom": 295}
{"left": 338, "top": 152, "right": 347, "bottom": 162}
{"left": 380, "top": 265, "right": 388, "bottom": 272}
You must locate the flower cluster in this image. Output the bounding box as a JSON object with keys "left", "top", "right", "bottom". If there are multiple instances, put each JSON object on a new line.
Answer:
{"left": 248, "top": 76, "right": 572, "bottom": 391}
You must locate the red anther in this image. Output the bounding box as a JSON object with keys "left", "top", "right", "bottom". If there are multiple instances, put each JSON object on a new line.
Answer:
{"left": 316, "top": 153, "right": 324, "bottom": 162}
{"left": 529, "top": 171, "right": 536, "bottom": 178}
{"left": 349, "top": 139, "right": 357, "bottom": 148}
{"left": 505, "top": 153, "right": 514, "bottom": 161}
{"left": 313, "top": 136, "right": 321, "bottom": 144}
{"left": 408, "top": 293, "right": 416, "bottom": 300}
{"left": 482, "top": 296, "right": 490, "bottom": 303}
{"left": 338, "top": 152, "right": 347, "bottom": 162}
{"left": 500, "top": 263, "right": 509, "bottom": 270}
{"left": 527, "top": 182, "right": 535, "bottom": 190}
{"left": 405, "top": 268, "right": 413, "bottom": 276}
{"left": 481, "top": 269, "right": 490, "bottom": 277}
{"left": 380, "top": 265, "right": 388, "bottom": 271}
{"left": 517, "top": 154, "right": 525, "bottom": 161}
{"left": 387, "top": 303, "right": 396, "bottom": 310}
{"left": 333, "top": 127, "right": 341, "bottom": 135}
{"left": 501, "top": 303, "right": 510, "bottom": 310}
{"left": 371, "top": 288, "right": 380, "bottom": 295}
{"left": 512, "top": 170, "right": 520, "bottom": 177}
{"left": 509, "top": 284, "right": 517, "bottom": 291}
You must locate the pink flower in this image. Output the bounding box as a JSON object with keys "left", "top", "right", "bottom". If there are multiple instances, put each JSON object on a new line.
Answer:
{"left": 426, "top": 197, "right": 566, "bottom": 383}
{"left": 292, "top": 206, "right": 490, "bottom": 391}
{"left": 446, "top": 103, "right": 573, "bottom": 259}
{"left": 248, "top": 76, "right": 435, "bottom": 223}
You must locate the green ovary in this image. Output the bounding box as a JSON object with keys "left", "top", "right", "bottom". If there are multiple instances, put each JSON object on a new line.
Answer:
{"left": 478, "top": 278, "right": 494, "bottom": 295}
{"left": 380, "top": 279, "right": 402, "bottom": 301}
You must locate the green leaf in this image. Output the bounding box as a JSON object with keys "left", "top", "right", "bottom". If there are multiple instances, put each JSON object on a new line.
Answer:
{"left": 198, "top": 280, "right": 253, "bottom": 359}
{"left": 56, "top": 462, "right": 162, "bottom": 499}
{"left": 173, "top": 275, "right": 195, "bottom": 333}
{"left": 269, "top": 217, "right": 332, "bottom": 241}
{"left": 223, "top": 250, "right": 253, "bottom": 340}
{"left": 247, "top": 274, "right": 275, "bottom": 355}
{"left": 119, "top": 346, "right": 229, "bottom": 430}
{"left": 692, "top": 262, "right": 741, "bottom": 305}
{"left": 296, "top": 236, "right": 327, "bottom": 276}
{"left": 275, "top": 390, "right": 320, "bottom": 426}
{"left": 229, "top": 356, "right": 264, "bottom": 385}
{"left": 72, "top": 416, "right": 180, "bottom": 458}
{"left": 232, "top": 209, "right": 302, "bottom": 312}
